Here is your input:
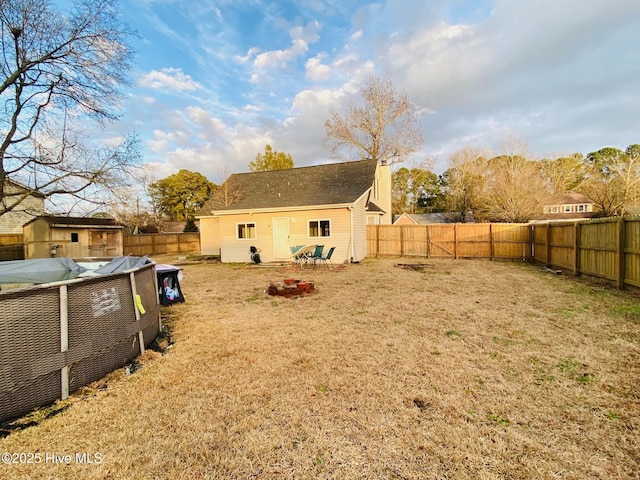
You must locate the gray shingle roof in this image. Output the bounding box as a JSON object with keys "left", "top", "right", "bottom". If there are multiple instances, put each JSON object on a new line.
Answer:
{"left": 24, "top": 215, "right": 123, "bottom": 228}
{"left": 199, "top": 159, "right": 377, "bottom": 214}
{"left": 394, "top": 212, "right": 475, "bottom": 224}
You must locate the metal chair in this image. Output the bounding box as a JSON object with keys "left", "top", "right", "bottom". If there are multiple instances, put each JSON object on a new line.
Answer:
{"left": 309, "top": 245, "right": 324, "bottom": 268}
{"left": 317, "top": 246, "right": 335, "bottom": 268}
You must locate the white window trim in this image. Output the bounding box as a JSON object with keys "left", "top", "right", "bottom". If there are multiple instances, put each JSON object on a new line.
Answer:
{"left": 308, "top": 219, "right": 331, "bottom": 238}
{"left": 237, "top": 222, "right": 256, "bottom": 240}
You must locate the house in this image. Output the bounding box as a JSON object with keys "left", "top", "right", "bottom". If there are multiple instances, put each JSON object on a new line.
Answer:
{"left": 0, "top": 179, "right": 45, "bottom": 234}
{"left": 532, "top": 193, "right": 598, "bottom": 222}
{"left": 22, "top": 216, "right": 125, "bottom": 259}
{"left": 393, "top": 212, "right": 475, "bottom": 225}
{"left": 196, "top": 159, "right": 392, "bottom": 263}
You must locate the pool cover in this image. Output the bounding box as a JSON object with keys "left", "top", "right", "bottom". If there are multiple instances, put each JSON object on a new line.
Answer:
{"left": 0, "top": 256, "right": 150, "bottom": 285}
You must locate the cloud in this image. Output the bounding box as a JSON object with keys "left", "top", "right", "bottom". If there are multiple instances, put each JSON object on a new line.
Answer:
{"left": 305, "top": 55, "right": 331, "bottom": 81}
{"left": 252, "top": 21, "right": 321, "bottom": 69}
{"left": 139, "top": 68, "right": 202, "bottom": 92}
{"left": 120, "top": 0, "right": 640, "bottom": 188}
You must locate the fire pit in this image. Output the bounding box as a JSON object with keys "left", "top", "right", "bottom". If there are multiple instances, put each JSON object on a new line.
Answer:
{"left": 268, "top": 278, "right": 315, "bottom": 298}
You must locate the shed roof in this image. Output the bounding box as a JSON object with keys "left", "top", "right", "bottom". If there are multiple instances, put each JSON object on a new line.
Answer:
{"left": 394, "top": 212, "right": 475, "bottom": 224}
{"left": 24, "top": 215, "right": 124, "bottom": 228}
{"left": 546, "top": 192, "right": 593, "bottom": 205}
{"left": 198, "top": 159, "right": 378, "bottom": 215}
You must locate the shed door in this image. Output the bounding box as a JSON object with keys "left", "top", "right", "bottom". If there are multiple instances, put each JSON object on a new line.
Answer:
{"left": 272, "top": 217, "right": 290, "bottom": 260}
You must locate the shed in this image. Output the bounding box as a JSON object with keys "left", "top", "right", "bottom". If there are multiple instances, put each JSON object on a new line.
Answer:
{"left": 23, "top": 216, "right": 125, "bottom": 259}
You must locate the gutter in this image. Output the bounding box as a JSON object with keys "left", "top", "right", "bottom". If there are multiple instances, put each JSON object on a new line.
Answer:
{"left": 197, "top": 202, "right": 355, "bottom": 218}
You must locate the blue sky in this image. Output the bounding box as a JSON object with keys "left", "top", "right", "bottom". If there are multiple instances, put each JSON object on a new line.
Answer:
{"left": 104, "top": 0, "right": 640, "bottom": 183}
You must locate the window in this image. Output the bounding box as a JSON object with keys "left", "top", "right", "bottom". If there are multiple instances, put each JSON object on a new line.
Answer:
{"left": 309, "top": 220, "right": 330, "bottom": 237}
{"left": 578, "top": 204, "right": 585, "bottom": 212}
{"left": 237, "top": 223, "right": 255, "bottom": 239}
{"left": 71, "top": 232, "right": 79, "bottom": 243}
{"left": 564, "top": 205, "right": 571, "bottom": 212}
{"left": 551, "top": 206, "right": 558, "bottom": 213}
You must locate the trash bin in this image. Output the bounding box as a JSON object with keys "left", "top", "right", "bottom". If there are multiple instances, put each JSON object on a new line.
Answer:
{"left": 155, "top": 264, "right": 185, "bottom": 306}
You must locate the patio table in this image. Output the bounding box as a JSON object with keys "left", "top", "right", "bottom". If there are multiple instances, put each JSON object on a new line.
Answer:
{"left": 291, "top": 244, "right": 317, "bottom": 269}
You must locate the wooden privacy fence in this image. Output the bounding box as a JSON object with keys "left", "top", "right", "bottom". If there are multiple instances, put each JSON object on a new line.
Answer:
{"left": 531, "top": 217, "right": 640, "bottom": 289}
{"left": 0, "top": 234, "right": 25, "bottom": 261}
{"left": 124, "top": 232, "right": 200, "bottom": 256}
{"left": 367, "top": 224, "right": 532, "bottom": 260}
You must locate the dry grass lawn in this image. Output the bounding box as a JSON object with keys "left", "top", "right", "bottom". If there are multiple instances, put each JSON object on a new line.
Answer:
{"left": 1, "top": 257, "right": 639, "bottom": 479}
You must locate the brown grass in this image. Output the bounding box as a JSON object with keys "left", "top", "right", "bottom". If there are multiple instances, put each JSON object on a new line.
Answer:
{"left": 1, "top": 257, "right": 639, "bottom": 479}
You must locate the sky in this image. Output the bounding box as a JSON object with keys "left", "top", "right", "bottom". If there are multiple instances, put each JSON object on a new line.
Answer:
{"left": 104, "top": 0, "right": 640, "bottom": 183}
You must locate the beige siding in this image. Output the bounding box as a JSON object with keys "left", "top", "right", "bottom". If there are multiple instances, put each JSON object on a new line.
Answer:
{"left": 393, "top": 215, "right": 416, "bottom": 226}
{"left": 23, "top": 219, "right": 123, "bottom": 259}
{"left": 0, "top": 188, "right": 45, "bottom": 234}
{"left": 217, "top": 208, "right": 353, "bottom": 264}
{"left": 374, "top": 163, "right": 392, "bottom": 224}
{"left": 199, "top": 217, "right": 221, "bottom": 255}
{"left": 351, "top": 195, "right": 368, "bottom": 262}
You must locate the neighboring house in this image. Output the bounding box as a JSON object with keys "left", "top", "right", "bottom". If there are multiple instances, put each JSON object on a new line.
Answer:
{"left": 393, "top": 212, "right": 475, "bottom": 225}
{"left": 196, "top": 159, "right": 392, "bottom": 263}
{"left": 532, "top": 193, "right": 598, "bottom": 222}
{"left": 23, "top": 216, "right": 125, "bottom": 259}
{"left": 0, "top": 179, "right": 46, "bottom": 234}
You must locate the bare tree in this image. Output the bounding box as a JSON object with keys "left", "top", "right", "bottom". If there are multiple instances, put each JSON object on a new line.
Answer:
{"left": 579, "top": 145, "right": 640, "bottom": 216}
{"left": 0, "top": 0, "right": 137, "bottom": 217}
{"left": 476, "top": 139, "right": 550, "bottom": 223}
{"left": 208, "top": 165, "right": 242, "bottom": 209}
{"left": 444, "top": 146, "right": 490, "bottom": 219}
{"left": 323, "top": 74, "right": 423, "bottom": 165}
{"left": 445, "top": 140, "right": 550, "bottom": 223}
{"left": 539, "top": 153, "right": 585, "bottom": 195}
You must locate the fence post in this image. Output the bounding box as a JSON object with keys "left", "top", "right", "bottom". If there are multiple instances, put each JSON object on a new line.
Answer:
{"left": 400, "top": 226, "right": 404, "bottom": 257}
{"left": 489, "top": 223, "right": 495, "bottom": 261}
{"left": 546, "top": 224, "right": 552, "bottom": 268}
{"left": 59, "top": 285, "right": 69, "bottom": 400}
{"left": 617, "top": 218, "right": 626, "bottom": 289}
{"left": 454, "top": 224, "right": 458, "bottom": 259}
{"left": 376, "top": 225, "right": 380, "bottom": 258}
{"left": 426, "top": 225, "right": 431, "bottom": 258}
{"left": 573, "top": 221, "right": 581, "bottom": 277}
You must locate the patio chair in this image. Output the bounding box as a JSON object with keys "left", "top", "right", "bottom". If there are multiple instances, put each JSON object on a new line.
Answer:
{"left": 317, "top": 246, "right": 335, "bottom": 268}
{"left": 309, "top": 245, "right": 324, "bottom": 268}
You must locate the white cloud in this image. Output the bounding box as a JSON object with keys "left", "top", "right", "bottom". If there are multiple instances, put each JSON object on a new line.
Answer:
{"left": 139, "top": 68, "right": 202, "bottom": 92}
{"left": 235, "top": 47, "right": 261, "bottom": 63}
{"left": 252, "top": 21, "right": 321, "bottom": 69}
{"left": 120, "top": 0, "right": 640, "bottom": 183}
{"left": 254, "top": 38, "right": 309, "bottom": 68}
{"left": 305, "top": 55, "right": 331, "bottom": 81}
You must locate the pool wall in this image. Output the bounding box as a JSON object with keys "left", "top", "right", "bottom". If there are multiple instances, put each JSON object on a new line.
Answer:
{"left": 0, "top": 263, "right": 161, "bottom": 423}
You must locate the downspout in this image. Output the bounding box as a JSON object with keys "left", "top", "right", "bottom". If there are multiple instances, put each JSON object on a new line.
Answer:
{"left": 348, "top": 206, "right": 355, "bottom": 262}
